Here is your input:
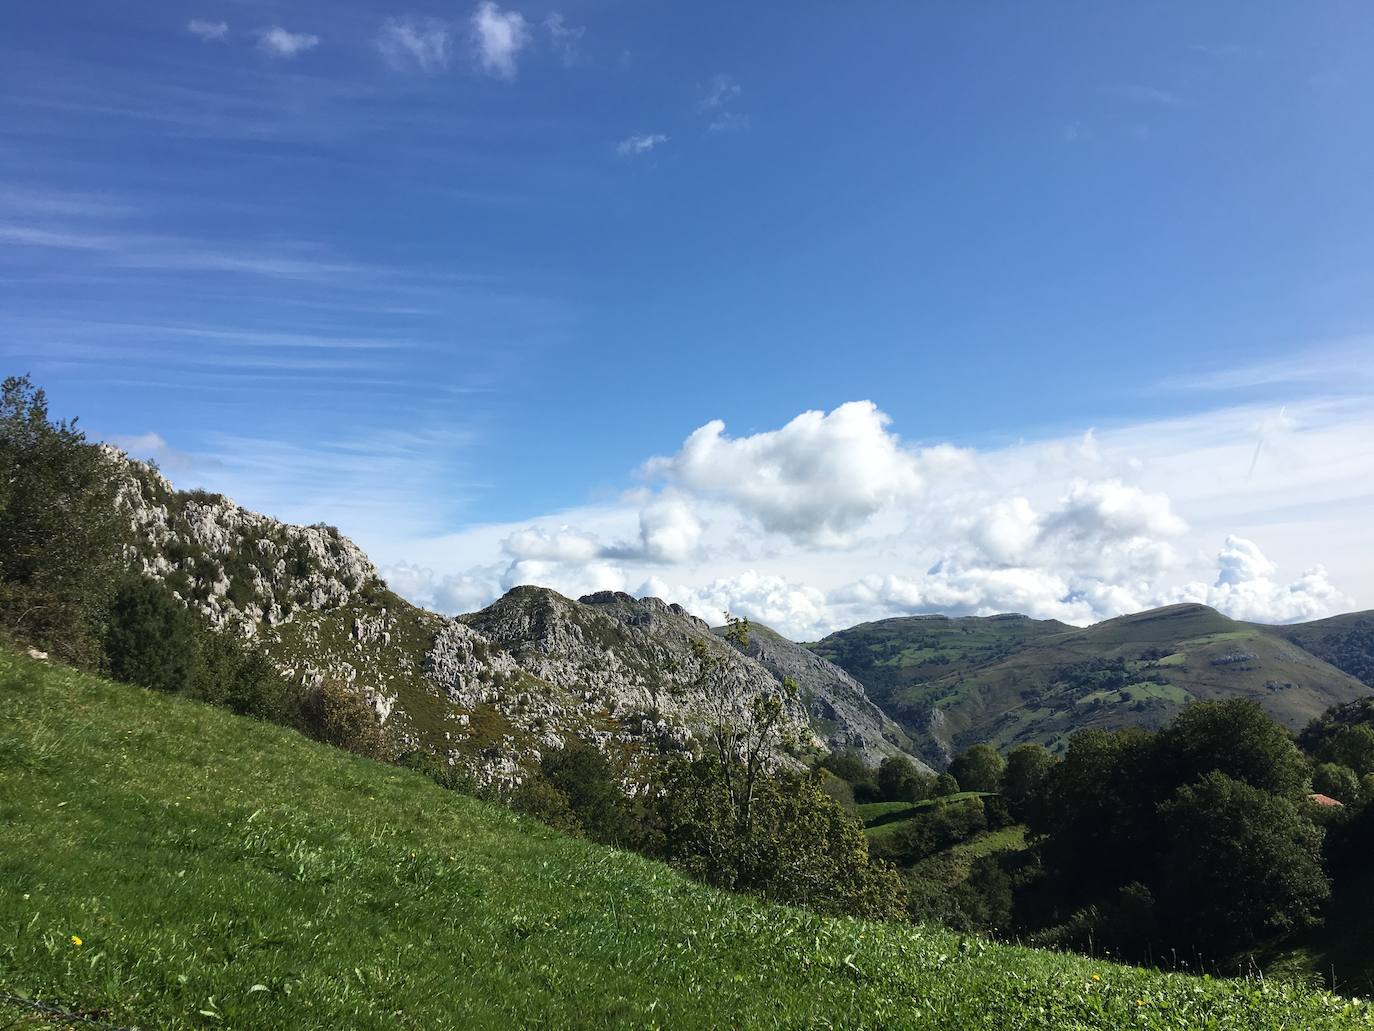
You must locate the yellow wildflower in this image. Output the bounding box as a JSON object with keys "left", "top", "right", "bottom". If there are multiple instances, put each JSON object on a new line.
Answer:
{"left": 70, "top": 935, "right": 83, "bottom": 947}
{"left": 1090, "top": 974, "right": 1100, "bottom": 982}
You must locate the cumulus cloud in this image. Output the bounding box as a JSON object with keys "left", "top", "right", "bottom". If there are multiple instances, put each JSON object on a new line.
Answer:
{"left": 643, "top": 571, "right": 832, "bottom": 641}
{"left": 257, "top": 27, "right": 319, "bottom": 58}
{"left": 187, "top": 20, "right": 229, "bottom": 42}
{"left": 1174, "top": 536, "right": 1346, "bottom": 623}
{"left": 644, "top": 401, "right": 923, "bottom": 545}
{"left": 375, "top": 398, "right": 1368, "bottom": 639}
{"left": 380, "top": 562, "right": 500, "bottom": 614}
{"left": 470, "top": 2, "right": 528, "bottom": 79}
{"left": 502, "top": 525, "right": 601, "bottom": 563}
{"left": 544, "top": 13, "right": 585, "bottom": 67}
{"left": 379, "top": 17, "right": 450, "bottom": 72}
{"left": 616, "top": 133, "right": 668, "bottom": 157}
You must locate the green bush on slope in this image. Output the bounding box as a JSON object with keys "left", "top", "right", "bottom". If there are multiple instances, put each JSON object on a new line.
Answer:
{"left": 1, "top": 648, "right": 1369, "bottom": 1030}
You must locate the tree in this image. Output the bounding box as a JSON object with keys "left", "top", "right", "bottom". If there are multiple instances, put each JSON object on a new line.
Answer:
{"left": 949, "top": 743, "right": 1005, "bottom": 793}
{"left": 104, "top": 574, "right": 200, "bottom": 694}
{"left": 1001, "top": 742, "right": 1056, "bottom": 819}
{"left": 0, "top": 375, "right": 127, "bottom": 665}
{"left": 1158, "top": 698, "right": 1308, "bottom": 798}
{"left": 1326, "top": 726, "right": 1374, "bottom": 777}
{"left": 1158, "top": 772, "right": 1329, "bottom": 956}
{"left": 539, "top": 737, "right": 636, "bottom": 845}
{"left": 1313, "top": 762, "right": 1362, "bottom": 805}
{"left": 686, "top": 616, "right": 799, "bottom": 844}
{"left": 933, "top": 772, "right": 960, "bottom": 796}
{"left": 877, "top": 755, "right": 931, "bottom": 802}
{"left": 649, "top": 758, "right": 905, "bottom": 920}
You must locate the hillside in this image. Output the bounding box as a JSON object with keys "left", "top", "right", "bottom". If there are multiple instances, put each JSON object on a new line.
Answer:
{"left": 813, "top": 604, "right": 1373, "bottom": 766}
{"left": 114, "top": 454, "right": 921, "bottom": 783}
{"left": 711, "top": 618, "right": 927, "bottom": 768}
{"left": 3, "top": 647, "right": 1368, "bottom": 1030}
{"left": 1274, "top": 611, "right": 1374, "bottom": 689}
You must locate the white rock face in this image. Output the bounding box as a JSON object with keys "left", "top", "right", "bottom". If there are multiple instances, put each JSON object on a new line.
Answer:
{"left": 109, "top": 450, "right": 376, "bottom": 633}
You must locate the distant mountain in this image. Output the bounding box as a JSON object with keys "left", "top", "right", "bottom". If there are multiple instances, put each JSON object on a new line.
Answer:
{"left": 1271, "top": 611, "right": 1374, "bottom": 689}
{"left": 811, "top": 603, "right": 1374, "bottom": 768}
{"left": 115, "top": 454, "right": 925, "bottom": 782}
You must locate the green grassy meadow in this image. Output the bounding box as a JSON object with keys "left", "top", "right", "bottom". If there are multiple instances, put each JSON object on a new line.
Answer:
{"left": 2, "top": 648, "right": 1370, "bottom": 1029}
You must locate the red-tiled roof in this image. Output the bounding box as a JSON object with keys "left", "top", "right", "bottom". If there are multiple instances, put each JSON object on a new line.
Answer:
{"left": 1308, "top": 793, "right": 1344, "bottom": 808}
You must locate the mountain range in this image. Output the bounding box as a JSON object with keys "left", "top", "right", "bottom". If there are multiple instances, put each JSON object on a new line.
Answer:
{"left": 116, "top": 451, "right": 1374, "bottom": 774}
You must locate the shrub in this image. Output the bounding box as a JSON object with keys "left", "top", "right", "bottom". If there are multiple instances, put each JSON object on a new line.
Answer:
{"left": 104, "top": 574, "right": 201, "bottom": 694}
{"left": 300, "top": 680, "right": 392, "bottom": 761}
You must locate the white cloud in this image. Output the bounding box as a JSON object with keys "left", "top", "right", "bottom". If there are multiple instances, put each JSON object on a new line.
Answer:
{"left": 378, "top": 17, "right": 450, "bottom": 72}
{"left": 502, "top": 525, "right": 601, "bottom": 563}
{"left": 470, "top": 2, "right": 529, "bottom": 80}
{"left": 616, "top": 133, "right": 668, "bottom": 157}
{"left": 544, "top": 13, "right": 585, "bottom": 67}
{"left": 697, "top": 73, "right": 741, "bottom": 111}
{"left": 644, "top": 401, "right": 924, "bottom": 545}
{"left": 708, "top": 112, "right": 751, "bottom": 134}
{"left": 380, "top": 562, "right": 500, "bottom": 614}
{"left": 1174, "top": 536, "right": 1346, "bottom": 623}
{"left": 187, "top": 20, "right": 229, "bottom": 42}
{"left": 257, "top": 27, "right": 319, "bottom": 58}
{"left": 186, "top": 396, "right": 1372, "bottom": 640}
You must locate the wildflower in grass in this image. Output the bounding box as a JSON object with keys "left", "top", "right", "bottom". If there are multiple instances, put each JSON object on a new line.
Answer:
{"left": 1091, "top": 974, "right": 1100, "bottom": 982}
{"left": 70, "top": 935, "right": 83, "bottom": 947}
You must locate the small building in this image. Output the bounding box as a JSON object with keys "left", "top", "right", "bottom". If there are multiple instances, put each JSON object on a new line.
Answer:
{"left": 1308, "top": 792, "right": 1344, "bottom": 808}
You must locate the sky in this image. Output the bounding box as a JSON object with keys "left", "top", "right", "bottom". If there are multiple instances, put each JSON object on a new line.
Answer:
{"left": 3, "top": 2, "right": 1373, "bottom": 639}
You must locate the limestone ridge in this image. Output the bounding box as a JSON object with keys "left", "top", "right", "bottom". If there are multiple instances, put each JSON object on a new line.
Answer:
{"left": 714, "top": 620, "right": 931, "bottom": 772}
{"left": 112, "top": 452, "right": 376, "bottom": 634}
{"left": 461, "top": 587, "right": 817, "bottom": 756}
{"left": 109, "top": 452, "right": 924, "bottom": 782}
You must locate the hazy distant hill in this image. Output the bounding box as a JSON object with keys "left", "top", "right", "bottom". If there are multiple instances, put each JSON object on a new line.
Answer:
{"left": 811, "top": 603, "right": 1374, "bottom": 767}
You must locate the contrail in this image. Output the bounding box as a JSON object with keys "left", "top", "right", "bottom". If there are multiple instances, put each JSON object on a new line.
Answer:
{"left": 1246, "top": 404, "right": 1285, "bottom": 480}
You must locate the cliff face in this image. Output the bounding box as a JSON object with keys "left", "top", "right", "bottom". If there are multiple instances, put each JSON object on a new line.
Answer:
{"left": 715, "top": 621, "right": 930, "bottom": 771}
{"left": 110, "top": 454, "right": 926, "bottom": 783}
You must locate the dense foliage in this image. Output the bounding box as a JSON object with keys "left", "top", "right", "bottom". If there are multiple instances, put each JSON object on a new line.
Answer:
{"left": 0, "top": 375, "right": 126, "bottom": 665}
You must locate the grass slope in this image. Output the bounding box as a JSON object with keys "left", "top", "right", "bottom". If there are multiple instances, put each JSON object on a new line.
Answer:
{"left": 815, "top": 604, "right": 1372, "bottom": 762}
{"left": 2, "top": 650, "right": 1369, "bottom": 1030}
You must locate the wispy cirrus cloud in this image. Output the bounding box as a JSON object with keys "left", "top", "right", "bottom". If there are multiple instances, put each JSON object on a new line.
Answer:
{"left": 544, "top": 13, "right": 585, "bottom": 67}
{"left": 378, "top": 17, "right": 450, "bottom": 72}
{"left": 697, "top": 73, "right": 740, "bottom": 112}
{"left": 257, "top": 27, "right": 319, "bottom": 59}
{"left": 470, "top": 2, "right": 528, "bottom": 79}
{"left": 187, "top": 20, "right": 229, "bottom": 43}
{"left": 616, "top": 133, "right": 667, "bottom": 157}
{"left": 1107, "top": 83, "right": 1185, "bottom": 107}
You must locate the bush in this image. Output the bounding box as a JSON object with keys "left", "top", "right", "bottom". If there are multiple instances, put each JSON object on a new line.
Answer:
{"left": 648, "top": 757, "right": 905, "bottom": 920}
{"left": 300, "top": 680, "right": 392, "bottom": 761}
{"left": 104, "top": 574, "right": 201, "bottom": 694}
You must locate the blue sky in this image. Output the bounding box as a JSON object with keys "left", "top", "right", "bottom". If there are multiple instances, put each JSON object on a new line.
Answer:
{"left": 4, "top": 2, "right": 1373, "bottom": 635}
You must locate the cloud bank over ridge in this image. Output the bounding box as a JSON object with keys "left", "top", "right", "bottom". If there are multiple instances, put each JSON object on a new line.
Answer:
{"left": 377, "top": 397, "right": 1368, "bottom": 639}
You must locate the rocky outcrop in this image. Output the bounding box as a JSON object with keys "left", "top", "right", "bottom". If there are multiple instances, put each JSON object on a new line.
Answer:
{"left": 714, "top": 622, "right": 931, "bottom": 771}
{"left": 110, "top": 451, "right": 376, "bottom": 636}
{"left": 461, "top": 586, "right": 819, "bottom": 755}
